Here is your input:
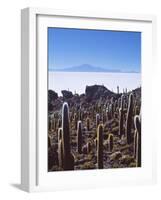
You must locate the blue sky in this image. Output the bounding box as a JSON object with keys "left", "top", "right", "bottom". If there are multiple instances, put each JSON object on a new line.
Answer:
{"left": 48, "top": 27, "right": 141, "bottom": 72}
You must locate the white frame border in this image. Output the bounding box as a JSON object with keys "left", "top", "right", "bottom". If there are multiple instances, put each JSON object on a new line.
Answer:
{"left": 21, "top": 7, "right": 157, "bottom": 192}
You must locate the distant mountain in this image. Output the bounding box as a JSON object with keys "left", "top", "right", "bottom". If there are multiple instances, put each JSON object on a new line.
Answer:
{"left": 52, "top": 64, "right": 122, "bottom": 73}
{"left": 50, "top": 64, "right": 140, "bottom": 73}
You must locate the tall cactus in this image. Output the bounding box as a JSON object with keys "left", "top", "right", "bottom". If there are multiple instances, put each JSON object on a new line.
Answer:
{"left": 48, "top": 117, "right": 51, "bottom": 131}
{"left": 114, "top": 100, "right": 117, "bottom": 113}
{"left": 79, "top": 109, "right": 82, "bottom": 120}
{"left": 49, "top": 118, "right": 53, "bottom": 131}
{"left": 108, "top": 134, "right": 114, "bottom": 152}
{"left": 58, "top": 128, "right": 62, "bottom": 141}
{"left": 53, "top": 118, "right": 57, "bottom": 131}
{"left": 57, "top": 118, "right": 61, "bottom": 129}
{"left": 118, "top": 97, "right": 121, "bottom": 110}
{"left": 48, "top": 136, "right": 51, "bottom": 148}
{"left": 119, "top": 108, "right": 124, "bottom": 138}
{"left": 62, "top": 102, "right": 74, "bottom": 170}
{"left": 58, "top": 139, "right": 63, "bottom": 168}
{"left": 87, "top": 142, "right": 91, "bottom": 154}
{"left": 102, "top": 111, "right": 106, "bottom": 124}
{"left": 77, "top": 120, "right": 82, "bottom": 153}
{"left": 117, "top": 86, "right": 119, "bottom": 94}
{"left": 86, "top": 117, "right": 90, "bottom": 131}
{"left": 120, "top": 94, "right": 124, "bottom": 110}
{"left": 133, "top": 129, "right": 137, "bottom": 159}
{"left": 134, "top": 115, "right": 141, "bottom": 167}
{"left": 73, "top": 113, "right": 77, "bottom": 130}
{"left": 94, "top": 138, "right": 97, "bottom": 151}
{"left": 134, "top": 105, "right": 139, "bottom": 116}
{"left": 109, "top": 103, "right": 114, "bottom": 118}
{"left": 96, "top": 113, "right": 100, "bottom": 128}
{"left": 97, "top": 124, "right": 103, "bottom": 169}
{"left": 125, "top": 88, "right": 128, "bottom": 94}
{"left": 125, "top": 93, "right": 134, "bottom": 144}
{"left": 119, "top": 95, "right": 124, "bottom": 138}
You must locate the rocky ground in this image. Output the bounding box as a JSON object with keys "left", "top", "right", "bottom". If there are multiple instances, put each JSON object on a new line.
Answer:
{"left": 48, "top": 85, "right": 141, "bottom": 171}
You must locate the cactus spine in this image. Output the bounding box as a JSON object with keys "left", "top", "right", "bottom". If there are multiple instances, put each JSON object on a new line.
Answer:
{"left": 134, "top": 115, "right": 141, "bottom": 167}
{"left": 97, "top": 124, "right": 103, "bottom": 169}
{"left": 61, "top": 102, "right": 74, "bottom": 170}
{"left": 125, "top": 93, "right": 133, "bottom": 144}
{"left": 77, "top": 120, "right": 82, "bottom": 153}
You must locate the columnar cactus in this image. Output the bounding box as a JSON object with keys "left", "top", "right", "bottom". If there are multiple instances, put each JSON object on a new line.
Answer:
{"left": 118, "top": 97, "right": 121, "bottom": 110}
{"left": 117, "top": 86, "right": 119, "bottom": 94}
{"left": 97, "top": 124, "right": 103, "bottom": 169}
{"left": 133, "top": 129, "right": 137, "bottom": 159}
{"left": 102, "top": 111, "right": 106, "bottom": 124}
{"left": 62, "top": 102, "right": 74, "bottom": 170}
{"left": 96, "top": 113, "right": 100, "bottom": 128}
{"left": 119, "top": 108, "right": 124, "bottom": 138}
{"left": 52, "top": 118, "right": 56, "bottom": 131}
{"left": 106, "top": 109, "right": 110, "bottom": 121}
{"left": 94, "top": 138, "right": 97, "bottom": 151}
{"left": 120, "top": 94, "right": 124, "bottom": 110}
{"left": 114, "top": 100, "right": 117, "bottom": 113}
{"left": 77, "top": 120, "right": 82, "bottom": 153}
{"left": 49, "top": 118, "right": 52, "bottom": 131}
{"left": 111, "top": 97, "right": 114, "bottom": 104}
{"left": 48, "top": 136, "right": 51, "bottom": 148}
{"left": 73, "top": 113, "right": 77, "bottom": 130}
{"left": 134, "top": 115, "right": 141, "bottom": 167}
{"left": 58, "top": 128, "right": 62, "bottom": 141}
{"left": 79, "top": 109, "right": 82, "bottom": 120}
{"left": 125, "top": 93, "right": 134, "bottom": 144}
{"left": 58, "top": 139, "right": 63, "bottom": 168}
{"left": 134, "top": 105, "right": 139, "bottom": 116}
{"left": 108, "top": 134, "right": 114, "bottom": 152}
{"left": 125, "top": 88, "right": 128, "bottom": 94}
{"left": 57, "top": 118, "right": 61, "bottom": 129}
{"left": 86, "top": 117, "right": 90, "bottom": 131}
{"left": 87, "top": 142, "right": 91, "bottom": 154}
{"left": 109, "top": 103, "right": 114, "bottom": 118}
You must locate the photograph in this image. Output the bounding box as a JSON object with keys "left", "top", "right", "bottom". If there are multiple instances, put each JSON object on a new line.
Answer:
{"left": 48, "top": 27, "right": 141, "bottom": 172}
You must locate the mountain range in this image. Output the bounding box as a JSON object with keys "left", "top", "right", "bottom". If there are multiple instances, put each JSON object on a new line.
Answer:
{"left": 50, "top": 64, "right": 139, "bottom": 73}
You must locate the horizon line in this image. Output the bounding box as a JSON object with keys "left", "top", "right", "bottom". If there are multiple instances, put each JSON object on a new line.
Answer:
{"left": 48, "top": 69, "right": 140, "bottom": 73}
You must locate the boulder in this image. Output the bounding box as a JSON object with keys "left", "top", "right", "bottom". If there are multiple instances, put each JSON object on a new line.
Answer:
{"left": 61, "top": 90, "right": 73, "bottom": 99}
{"left": 85, "top": 85, "right": 114, "bottom": 101}
{"left": 48, "top": 90, "right": 58, "bottom": 102}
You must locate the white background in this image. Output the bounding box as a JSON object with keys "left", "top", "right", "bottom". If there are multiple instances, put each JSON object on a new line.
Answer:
{"left": 0, "top": 0, "right": 160, "bottom": 199}
{"left": 37, "top": 14, "right": 154, "bottom": 189}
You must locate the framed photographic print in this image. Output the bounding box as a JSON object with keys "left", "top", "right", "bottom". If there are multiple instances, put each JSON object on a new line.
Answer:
{"left": 21, "top": 8, "right": 156, "bottom": 192}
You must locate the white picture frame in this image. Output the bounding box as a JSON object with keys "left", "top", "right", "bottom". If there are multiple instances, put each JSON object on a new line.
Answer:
{"left": 21, "top": 7, "right": 157, "bottom": 192}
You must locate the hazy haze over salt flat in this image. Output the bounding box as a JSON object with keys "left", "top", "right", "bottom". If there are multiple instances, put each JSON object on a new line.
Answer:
{"left": 48, "top": 72, "right": 141, "bottom": 96}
